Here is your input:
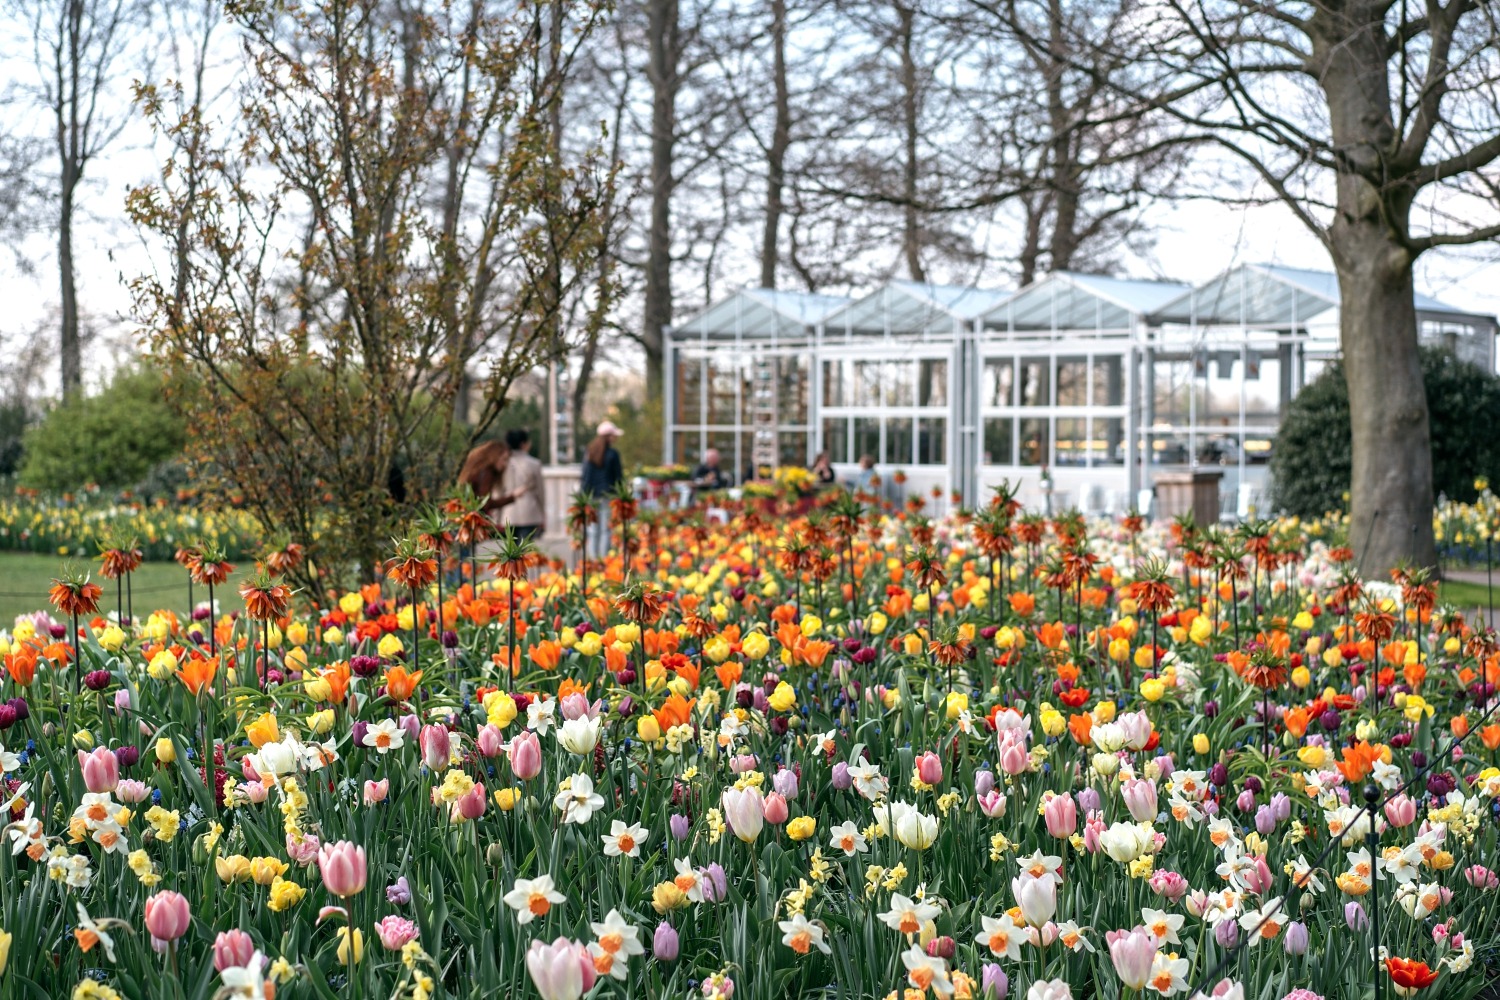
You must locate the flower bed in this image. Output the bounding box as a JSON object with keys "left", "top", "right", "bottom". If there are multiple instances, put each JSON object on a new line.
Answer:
{"left": 0, "top": 500, "right": 1496, "bottom": 1000}
{"left": 0, "top": 490, "right": 262, "bottom": 560}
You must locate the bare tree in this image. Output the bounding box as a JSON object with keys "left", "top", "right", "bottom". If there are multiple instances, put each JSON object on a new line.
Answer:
{"left": 1134, "top": 0, "right": 1500, "bottom": 572}
{"left": 18, "top": 0, "right": 148, "bottom": 397}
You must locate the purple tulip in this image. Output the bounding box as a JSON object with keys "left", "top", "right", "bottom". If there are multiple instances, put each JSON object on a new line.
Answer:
{"left": 653, "top": 921, "right": 679, "bottom": 961}
{"left": 1254, "top": 805, "right": 1276, "bottom": 835}
{"left": 981, "top": 964, "right": 1008, "bottom": 1000}
{"left": 1271, "top": 792, "right": 1292, "bottom": 822}
{"left": 974, "top": 770, "right": 995, "bottom": 797}
{"left": 1236, "top": 789, "right": 1256, "bottom": 812}
{"left": 1345, "top": 902, "right": 1367, "bottom": 930}
{"left": 386, "top": 877, "right": 412, "bottom": 906}
{"left": 1214, "top": 920, "right": 1238, "bottom": 948}
{"left": 831, "top": 761, "right": 853, "bottom": 790}
{"left": 669, "top": 814, "right": 690, "bottom": 840}
{"left": 1076, "top": 786, "right": 1101, "bottom": 813}
{"left": 1284, "top": 921, "right": 1309, "bottom": 955}
{"left": 700, "top": 863, "right": 727, "bottom": 902}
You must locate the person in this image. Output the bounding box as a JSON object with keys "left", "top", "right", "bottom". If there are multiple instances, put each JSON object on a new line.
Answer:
{"left": 691, "top": 448, "right": 733, "bottom": 493}
{"left": 851, "top": 454, "right": 878, "bottom": 494}
{"left": 580, "top": 421, "right": 624, "bottom": 556}
{"left": 810, "top": 451, "right": 836, "bottom": 488}
{"left": 500, "top": 428, "right": 545, "bottom": 540}
{"left": 458, "top": 441, "right": 517, "bottom": 524}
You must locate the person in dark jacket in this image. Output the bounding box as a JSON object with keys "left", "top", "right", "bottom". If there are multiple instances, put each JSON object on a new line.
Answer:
{"left": 580, "top": 421, "right": 624, "bottom": 556}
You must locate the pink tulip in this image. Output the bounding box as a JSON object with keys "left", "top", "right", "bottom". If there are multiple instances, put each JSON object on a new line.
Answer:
{"left": 456, "top": 782, "right": 487, "bottom": 821}
{"left": 730, "top": 753, "right": 758, "bottom": 774}
{"left": 559, "top": 692, "right": 595, "bottom": 720}
{"left": 375, "top": 915, "right": 419, "bottom": 951}
{"left": 242, "top": 780, "right": 268, "bottom": 804}
{"left": 525, "top": 937, "right": 594, "bottom": 1000}
{"left": 978, "top": 790, "right": 1007, "bottom": 818}
{"left": 1106, "top": 927, "right": 1157, "bottom": 990}
{"left": 1042, "top": 793, "right": 1076, "bottom": 838}
{"left": 116, "top": 779, "right": 150, "bottom": 803}
{"left": 915, "top": 751, "right": 943, "bottom": 786}
{"left": 762, "top": 792, "right": 789, "bottom": 825}
{"left": 213, "top": 929, "right": 257, "bottom": 971}
{"left": 420, "top": 724, "right": 452, "bottom": 771}
{"left": 1464, "top": 864, "right": 1498, "bottom": 890}
{"left": 287, "top": 832, "right": 321, "bottom": 866}
{"left": 240, "top": 757, "right": 261, "bottom": 783}
{"left": 477, "top": 724, "right": 503, "bottom": 758}
{"left": 1121, "top": 779, "right": 1158, "bottom": 823}
{"left": 998, "top": 731, "right": 1029, "bottom": 776}
{"left": 317, "top": 840, "right": 368, "bottom": 898}
{"left": 509, "top": 731, "right": 542, "bottom": 781}
{"left": 78, "top": 747, "right": 119, "bottom": 793}
{"left": 1082, "top": 810, "right": 1106, "bottom": 853}
{"left": 1384, "top": 794, "right": 1417, "bottom": 828}
{"left": 364, "top": 779, "right": 389, "bottom": 805}
{"left": 143, "top": 891, "right": 192, "bottom": 942}
{"left": 1240, "top": 855, "right": 1275, "bottom": 895}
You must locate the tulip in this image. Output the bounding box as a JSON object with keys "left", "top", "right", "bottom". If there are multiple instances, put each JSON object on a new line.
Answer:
{"left": 669, "top": 813, "right": 690, "bottom": 840}
{"left": 387, "top": 877, "right": 413, "bottom": 905}
{"left": 1100, "top": 822, "right": 1152, "bottom": 863}
{"left": 653, "top": 921, "right": 680, "bottom": 961}
{"left": 509, "top": 731, "right": 542, "bottom": 781}
{"left": 1235, "top": 789, "right": 1256, "bottom": 812}
{"left": 287, "top": 833, "right": 320, "bottom": 866}
{"left": 1042, "top": 793, "right": 1076, "bottom": 838}
{"left": 117, "top": 778, "right": 149, "bottom": 803}
{"left": 772, "top": 768, "right": 800, "bottom": 799}
{"left": 1106, "top": 928, "right": 1156, "bottom": 990}
{"left": 978, "top": 790, "right": 1007, "bottom": 818}
{"left": 1345, "top": 902, "right": 1368, "bottom": 929}
{"left": 1254, "top": 804, "right": 1276, "bottom": 835}
{"left": 1012, "top": 874, "right": 1057, "bottom": 927}
{"left": 730, "top": 753, "right": 758, "bottom": 774}
{"left": 762, "top": 792, "right": 789, "bottom": 825}
{"left": 721, "top": 787, "right": 764, "bottom": 843}
{"left": 1464, "top": 864, "right": 1498, "bottom": 889}
{"left": 915, "top": 751, "right": 943, "bottom": 786}
{"left": 317, "top": 841, "right": 367, "bottom": 898}
{"left": 363, "top": 779, "right": 389, "bottom": 805}
{"left": 456, "top": 782, "right": 488, "bottom": 821}
{"left": 557, "top": 716, "right": 601, "bottom": 755}
{"left": 375, "top": 915, "right": 419, "bottom": 951}
{"left": 1026, "top": 981, "right": 1071, "bottom": 1000}
{"left": 559, "top": 692, "right": 593, "bottom": 720}
{"left": 1214, "top": 920, "right": 1239, "bottom": 948}
{"left": 831, "top": 761, "right": 853, "bottom": 790}
{"left": 998, "top": 732, "right": 1029, "bottom": 776}
{"left": 1120, "top": 779, "right": 1157, "bottom": 823}
{"left": 212, "top": 929, "right": 257, "bottom": 972}
{"left": 981, "top": 964, "right": 1008, "bottom": 1000}
{"left": 1283, "top": 920, "right": 1309, "bottom": 955}
{"left": 420, "top": 724, "right": 451, "bottom": 771}
{"left": 526, "top": 937, "right": 592, "bottom": 1000}
{"left": 477, "top": 724, "right": 503, "bottom": 758}
{"left": 143, "top": 891, "right": 192, "bottom": 942}
{"left": 78, "top": 747, "right": 119, "bottom": 794}
{"left": 1075, "top": 786, "right": 1101, "bottom": 813}
{"left": 1384, "top": 794, "right": 1417, "bottom": 828}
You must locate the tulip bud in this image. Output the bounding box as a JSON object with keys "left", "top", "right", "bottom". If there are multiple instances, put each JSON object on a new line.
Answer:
{"left": 653, "top": 922, "right": 680, "bottom": 962}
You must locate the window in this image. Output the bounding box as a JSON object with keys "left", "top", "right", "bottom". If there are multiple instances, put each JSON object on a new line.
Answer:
{"left": 1019, "top": 418, "right": 1050, "bottom": 466}
{"left": 984, "top": 359, "right": 1014, "bottom": 407}
{"left": 1056, "top": 357, "right": 1089, "bottom": 406}
{"left": 1092, "top": 417, "right": 1125, "bottom": 465}
{"left": 822, "top": 417, "right": 848, "bottom": 464}
{"left": 676, "top": 356, "right": 704, "bottom": 424}
{"left": 1020, "top": 358, "right": 1051, "bottom": 407}
{"left": 919, "top": 359, "right": 948, "bottom": 406}
{"left": 1092, "top": 356, "right": 1124, "bottom": 406}
{"left": 917, "top": 417, "right": 946, "bottom": 465}
{"left": 1150, "top": 433, "right": 1190, "bottom": 466}
{"left": 779, "top": 431, "right": 808, "bottom": 467}
{"left": 884, "top": 361, "right": 915, "bottom": 405}
{"left": 822, "top": 359, "right": 846, "bottom": 407}
{"left": 708, "top": 361, "right": 742, "bottom": 424}
{"left": 852, "top": 361, "right": 882, "bottom": 406}
{"left": 885, "top": 417, "right": 914, "bottom": 465}
{"left": 1152, "top": 359, "right": 1195, "bottom": 425}
{"left": 777, "top": 356, "right": 808, "bottom": 423}
{"left": 853, "top": 417, "right": 880, "bottom": 464}
{"left": 1055, "top": 418, "right": 1087, "bottom": 466}
{"left": 673, "top": 432, "right": 701, "bottom": 466}
{"left": 983, "top": 418, "right": 1014, "bottom": 466}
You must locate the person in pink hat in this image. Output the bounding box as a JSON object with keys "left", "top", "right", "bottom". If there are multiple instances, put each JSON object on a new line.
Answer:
{"left": 581, "top": 420, "right": 624, "bottom": 556}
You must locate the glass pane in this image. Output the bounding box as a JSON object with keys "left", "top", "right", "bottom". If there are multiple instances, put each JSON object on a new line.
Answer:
{"left": 1056, "top": 357, "right": 1089, "bottom": 406}
{"left": 708, "top": 360, "right": 743, "bottom": 424}
{"left": 822, "top": 359, "right": 846, "bottom": 407}
{"left": 676, "top": 355, "right": 704, "bottom": 424}
{"left": 884, "top": 361, "right": 915, "bottom": 406}
{"left": 1197, "top": 432, "right": 1239, "bottom": 466}
{"left": 1019, "top": 417, "right": 1050, "bottom": 466}
{"left": 919, "top": 359, "right": 948, "bottom": 406}
{"left": 1020, "top": 357, "right": 1051, "bottom": 407}
{"left": 983, "top": 418, "right": 1014, "bottom": 466}
{"left": 984, "top": 358, "right": 1014, "bottom": 407}
{"left": 1152, "top": 359, "right": 1195, "bottom": 425}
{"left": 917, "top": 417, "right": 946, "bottom": 465}
{"left": 853, "top": 361, "right": 882, "bottom": 406}
{"left": 777, "top": 356, "right": 808, "bottom": 423}
{"left": 885, "top": 416, "right": 914, "bottom": 465}
{"left": 822, "top": 417, "right": 848, "bottom": 464}
{"left": 1150, "top": 433, "right": 1190, "bottom": 466}
{"left": 1092, "top": 356, "right": 1124, "bottom": 406}
{"left": 749, "top": 427, "right": 776, "bottom": 480}
{"left": 853, "top": 417, "right": 880, "bottom": 464}
{"left": 779, "top": 431, "right": 808, "bottom": 467}
{"left": 1092, "top": 417, "right": 1125, "bottom": 465}
{"left": 1055, "top": 417, "right": 1087, "bottom": 466}
{"left": 1245, "top": 353, "right": 1281, "bottom": 418}
{"left": 1244, "top": 433, "right": 1274, "bottom": 464}
{"left": 673, "top": 432, "right": 701, "bottom": 466}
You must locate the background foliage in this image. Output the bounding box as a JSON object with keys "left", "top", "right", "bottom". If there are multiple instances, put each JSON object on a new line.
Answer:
{"left": 18, "top": 368, "right": 185, "bottom": 492}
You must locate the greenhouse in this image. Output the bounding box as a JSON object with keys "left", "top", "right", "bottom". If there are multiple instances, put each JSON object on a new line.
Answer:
{"left": 663, "top": 264, "right": 1498, "bottom": 518}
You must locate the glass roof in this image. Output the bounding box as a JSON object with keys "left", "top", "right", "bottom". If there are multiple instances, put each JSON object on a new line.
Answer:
{"left": 824, "top": 281, "right": 1012, "bottom": 335}
{"left": 981, "top": 272, "right": 1191, "bottom": 331}
{"left": 670, "top": 288, "right": 852, "bottom": 340}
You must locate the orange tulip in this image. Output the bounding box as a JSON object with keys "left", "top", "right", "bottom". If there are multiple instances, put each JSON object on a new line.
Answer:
{"left": 1283, "top": 706, "right": 1311, "bottom": 739}
{"left": 320, "top": 661, "right": 352, "bottom": 704}
{"left": 1068, "top": 712, "right": 1093, "bottom": 746}
{"left": 1008, "top": 592, "right": 1036, "bottom": 617}
{"left": 529, "top": 640, "right": 563, "bottom": 671}
{"left": 4, "top": 644, "right": 39, "bottom": 686}
{"left": 1450, "top": 715, "right": 1469, "bottom": 739}
{"left": 1480, "top": 724, "right": 1500, "bottom": 751}
{"left": 176, "top": 654, "right": 218, "bottom": 695}
{"left": 384, "top": 666, "right": 423, "bottom": 701}
{"left": 1336, "top": 741, "right": 1379, "bottom": 783}
{"left": 653, "top": 693, "right": 696, "bottom": 731}
{"left": 715, "top": 661, "right": 743, "bottom": 690}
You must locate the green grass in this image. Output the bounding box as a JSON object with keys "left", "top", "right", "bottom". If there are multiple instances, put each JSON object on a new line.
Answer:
{"left": 1438, "top": 579, "right": 1500, "bottom": 618}
{"left": 0, "top": 552, "right": 242, "bottom": 627}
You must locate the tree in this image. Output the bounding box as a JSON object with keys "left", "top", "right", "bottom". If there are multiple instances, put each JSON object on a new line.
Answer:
{"left": 128, "top": 0, "right": 616, "bottom": 592}
{"left": 16, "top": 0, "right": 149, "bottom": 397}
{"left": 19, "top": 367, "right": 184, "bottom": 491}
{"left": 1137, "top": 0, "right": 1500, "bottom": 573}
{"left": 1271, "top": 348, "right": 1500, "bottom": 519}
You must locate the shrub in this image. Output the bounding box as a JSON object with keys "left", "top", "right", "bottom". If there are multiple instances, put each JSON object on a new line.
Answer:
{"left": 18, "top": 369, "right": 186, "bottom": 492}
{"left": 1270, "top": 347, "right": 1500, "bottom": 516}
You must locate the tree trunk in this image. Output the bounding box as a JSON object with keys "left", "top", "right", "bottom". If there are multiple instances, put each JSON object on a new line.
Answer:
{"left": 643, "top": 0, "right": 679, "bottom": 399}
{"left": 1043, "top": 0, "right": 1079, "bottom": 273}
{"left": 758, "top": 0, "right": 789, "bottom": 290}
{"left": 896, "top": 4, "right": 924, "bottom": 282}
{"left": 1335, "top": 242, "right": 1436, "bottom": 575}
{"left": 58, "top": 173, "right": 81, "bottom": 397}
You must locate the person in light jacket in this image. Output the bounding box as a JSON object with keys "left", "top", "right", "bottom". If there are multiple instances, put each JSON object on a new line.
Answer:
{"left": 500, "top": 428, "right": 545, "bottom": 540}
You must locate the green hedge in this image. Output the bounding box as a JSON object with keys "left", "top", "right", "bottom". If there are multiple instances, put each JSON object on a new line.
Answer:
{"left": 19, "top": 369, "right": 186, "bottom": 492}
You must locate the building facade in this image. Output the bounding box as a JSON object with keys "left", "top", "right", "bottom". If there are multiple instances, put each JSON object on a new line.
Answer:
{"left": 664, "top": 265, "right": 1498, "bottom": 517}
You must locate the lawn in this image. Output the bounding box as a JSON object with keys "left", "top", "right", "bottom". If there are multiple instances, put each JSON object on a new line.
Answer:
{"left": 0, "top": 551, "right": 242, "bottom": 626}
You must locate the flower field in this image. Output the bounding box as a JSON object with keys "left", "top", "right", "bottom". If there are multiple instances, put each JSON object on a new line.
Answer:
{"left": 0, "top": 490, "right": 262, "bottom": 560}
{"left": 0, "top": 491, "right": 1498, "bottom": 1000}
